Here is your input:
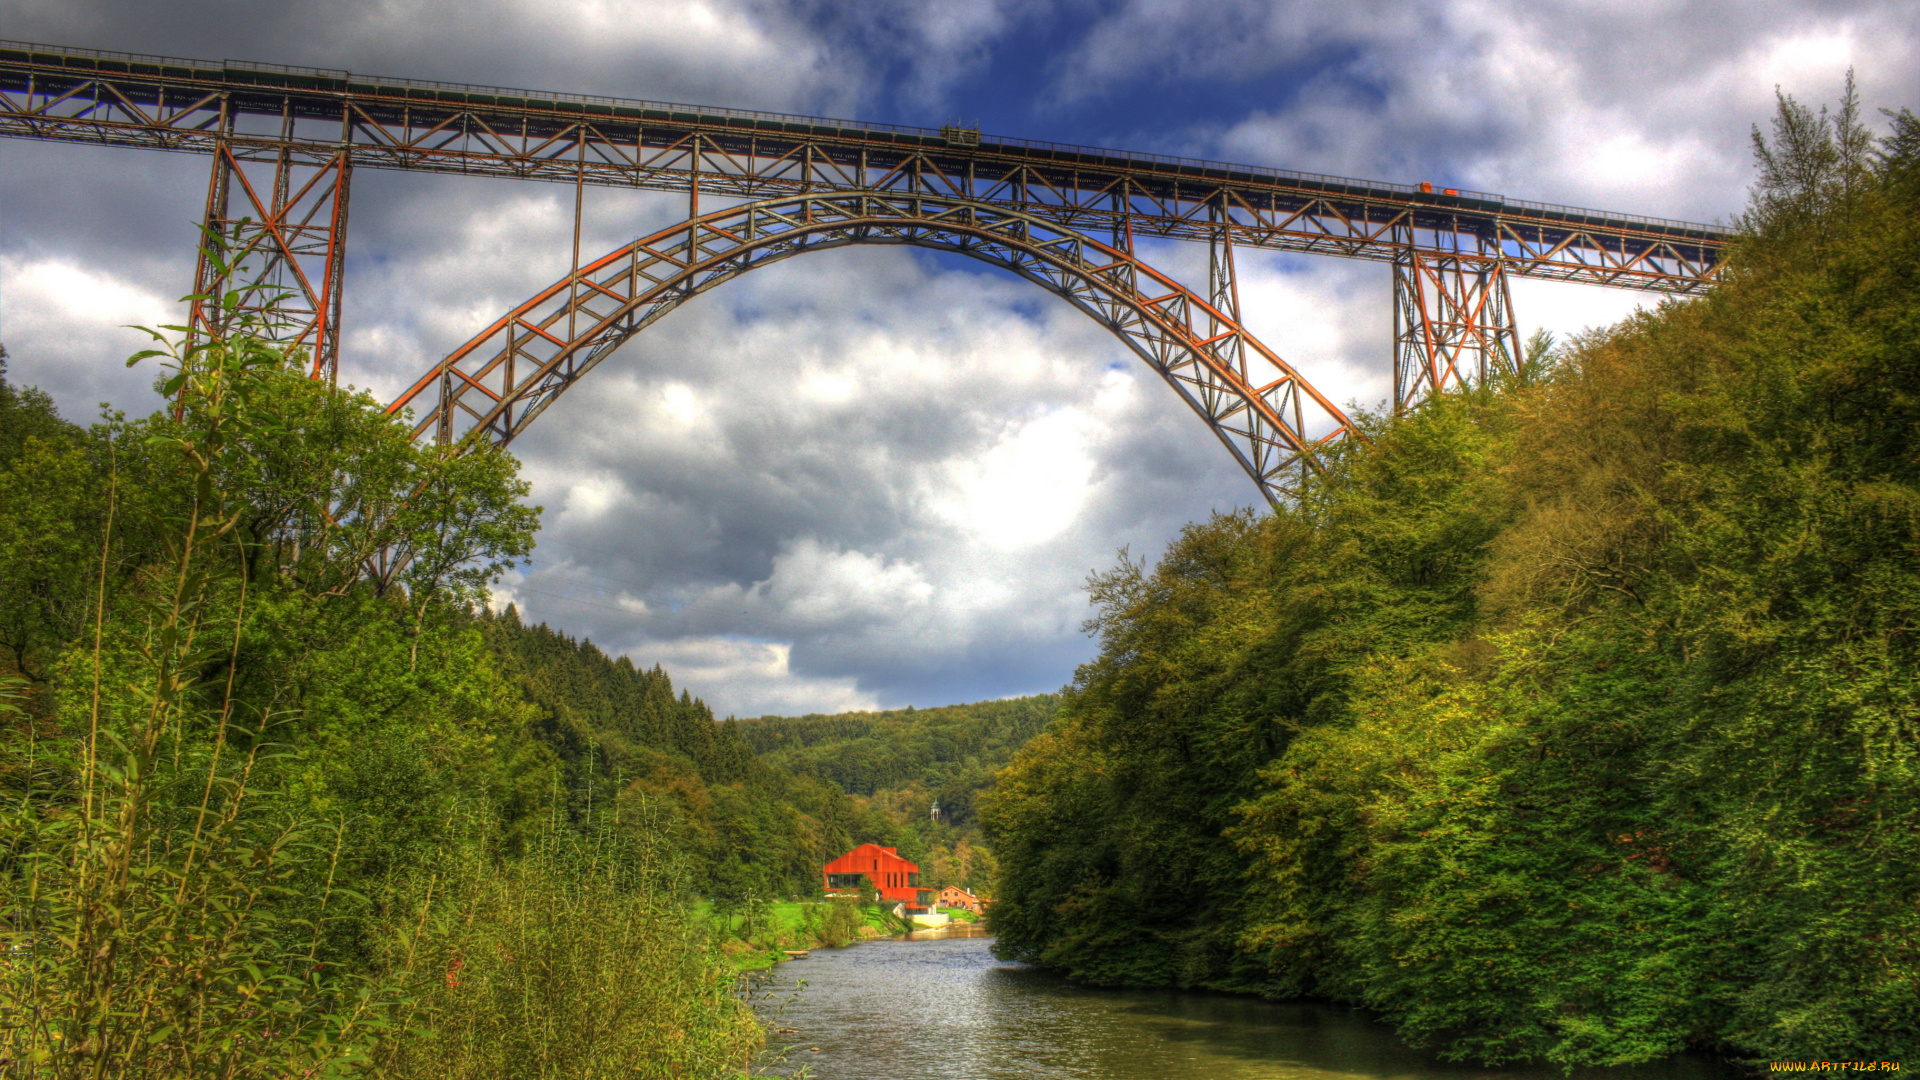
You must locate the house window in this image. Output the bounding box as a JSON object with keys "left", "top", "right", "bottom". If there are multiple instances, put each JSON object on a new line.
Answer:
{"left": 907, "top": 873, "right": 919, "bottom": 887}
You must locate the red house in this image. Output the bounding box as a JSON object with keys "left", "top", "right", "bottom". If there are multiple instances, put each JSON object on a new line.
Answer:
{"left": 823, "top": 843, "right": 933, "bottom": 909}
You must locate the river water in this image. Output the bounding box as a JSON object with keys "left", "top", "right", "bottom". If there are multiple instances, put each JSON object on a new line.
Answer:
{"left": 749, "top": 927, "right": 1736, "bottom": 1080}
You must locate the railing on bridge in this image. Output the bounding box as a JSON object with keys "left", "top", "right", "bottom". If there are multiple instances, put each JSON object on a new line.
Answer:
{"left": 0, "top": 38, "right": 1728, "bottom": 274}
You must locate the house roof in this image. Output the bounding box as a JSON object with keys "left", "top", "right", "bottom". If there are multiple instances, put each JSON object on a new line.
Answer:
{"left": 823, "top": 842, "right": 920, "bottom": 875}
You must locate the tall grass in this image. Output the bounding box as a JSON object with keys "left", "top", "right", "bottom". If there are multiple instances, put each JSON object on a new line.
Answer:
{"left": 1, "top": 323, "right": 394, "bottom": 1077}
{"left": 1, "top": 305, "right": 763, "bottom": 1078}
{"left": 375, "top": 821, "right": 762, "bottom": 1080}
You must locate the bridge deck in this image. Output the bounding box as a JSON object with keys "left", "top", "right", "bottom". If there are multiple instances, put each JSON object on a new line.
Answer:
{"left": 1, "top": 39, "right": 1729, "bottom": 292}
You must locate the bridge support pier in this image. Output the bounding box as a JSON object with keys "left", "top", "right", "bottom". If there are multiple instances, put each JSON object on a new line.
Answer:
{"left": 191, "top": 137, "right": 352, "bottom": 382}
{"left": 1209, "top": 201, "right": 1309, "bottom": 487}
{"left": 1391, "top": 252, "right": 1520, "bottom": 412}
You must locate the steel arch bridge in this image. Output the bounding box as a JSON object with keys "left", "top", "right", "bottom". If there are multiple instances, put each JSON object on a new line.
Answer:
{"left": 386, "top": 191, "right": 1351, "bottom": 503}
{"left": 0, "top": 39, "right": 1734, "bottom": 502}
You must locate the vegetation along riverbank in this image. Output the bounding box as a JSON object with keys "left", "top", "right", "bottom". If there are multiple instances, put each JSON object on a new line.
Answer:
{"left": 0, "top": 310, "right": 770, "bottom": 1076}
{"left": 982, "top": 89, "right": 1920, "bottom": 1065}
{"left": 0, "top": 324, "right": 1024, "bottom": 1074}
{"left": 0, "top": 271, "right": 1031, "bottom": 1073}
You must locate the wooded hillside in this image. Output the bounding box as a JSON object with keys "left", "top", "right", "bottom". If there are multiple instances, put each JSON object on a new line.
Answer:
{"left": 734, "top": 695, "right": 1056, "bottom": 820}
{"left": 983, "top": 90, "right": 1920, "bottom": 1064}
{"left": 471, "top": 612, "right": 1030, "bottom": 899}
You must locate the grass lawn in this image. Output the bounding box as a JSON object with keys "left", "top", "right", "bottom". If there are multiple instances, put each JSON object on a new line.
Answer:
{"left": 694, "top": 900, "right": 905, "bottom": 969}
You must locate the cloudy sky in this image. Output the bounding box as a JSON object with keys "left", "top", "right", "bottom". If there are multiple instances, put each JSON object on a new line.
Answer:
{"left": 4, "top": 0, "right": 1915, "bottom": 716}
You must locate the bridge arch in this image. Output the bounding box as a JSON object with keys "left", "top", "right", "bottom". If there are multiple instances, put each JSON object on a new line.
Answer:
{"left": 387, "top": 191, "right": 1357, "bottom": 504}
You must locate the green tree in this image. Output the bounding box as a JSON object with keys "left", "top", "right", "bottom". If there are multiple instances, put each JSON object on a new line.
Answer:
{"left": 984, "top": 79, "right": 1920, "bottom": 1065}
{"left": 0, "top": 300, "right": 761, "bottom": 1077}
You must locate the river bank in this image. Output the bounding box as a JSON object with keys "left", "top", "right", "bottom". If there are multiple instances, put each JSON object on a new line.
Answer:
{"left": 703, "top": 900, "right": 983, "bottom": 970}
{"left": 749, "top": 933, "right": 1744, "bottom": 1080}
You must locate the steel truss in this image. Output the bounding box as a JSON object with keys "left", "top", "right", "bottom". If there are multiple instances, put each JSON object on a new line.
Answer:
{"left": 1393, "top": 253, "right": 1521, "bottom": 409}
{"left": 0, "top": 39, "right": 1735, "bottom": 497}
{"left": 387, "top": 191, "right": 1353, "bottom": 505}
{"left": 192, "top": 140, "right": 351, "bottom": 379}
{"left": 0, "top": 40, "right": 1727, "bottom": 296}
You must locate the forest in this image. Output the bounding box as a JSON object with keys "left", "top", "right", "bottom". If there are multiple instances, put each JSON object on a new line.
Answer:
{"left": 982, "top": 91, "right": 1920, "bottom": 1063}
{"left": 480, "top": 614, "right": 1040, "bottom": 898}
{"left": 735, "top": 695, "right": 1056, "bottom": 813}
{"left": 0, "top": 310, "right": 787, "bottom": 1076}
{"left": 0, "top": 292, "right": 1035, "bottom": 1076}
{"left": 733, "top": 694, "right": 1056, "bottom": 893}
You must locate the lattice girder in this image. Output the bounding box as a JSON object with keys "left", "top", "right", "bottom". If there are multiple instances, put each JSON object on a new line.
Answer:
{"left": 2, "top": 41, "right": 1730, "bottom": 296}
{"left": 1391, "top": 251, "right": 1521, "bottom": 409}
{"left": 191, "top": 138, "right": 351, "bottom": 379}
{"left": 387, "top": 191, "right": 1357, "bottom": 504}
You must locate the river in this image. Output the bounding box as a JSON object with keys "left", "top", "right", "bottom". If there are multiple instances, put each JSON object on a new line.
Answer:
{"left": 749, "top": 927, "right": 1737, "bottom": 1080}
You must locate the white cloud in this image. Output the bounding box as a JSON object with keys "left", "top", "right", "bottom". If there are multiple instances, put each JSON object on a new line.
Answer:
{"left": 817, "top": 0, "right": 1035, "bottom": 109}
{"left": 1506, "top": 278, "right": 1663, "bottom": 351}
{"left": 0, "top": 254, "right": 178, "bottom": 414}
{"left": 627, "top": 635, "right": 882, "bottom": 717}
{"left": 749, "top": 539, "right": 935, "bottom": 624}
{"left": 452, "top": 239, "right": 1251, "bottom": 711}
{"left": 559, "top": 473, "right": 630, "bottom": 522}
{"left": 933, "top": 407, "right": 1098, "bottom": 550}
{"left": 6, "top": 0, "right": 852, "bottom": 114}
{"left": 1057, "top": 0, "right": 1916, "bottom": 223}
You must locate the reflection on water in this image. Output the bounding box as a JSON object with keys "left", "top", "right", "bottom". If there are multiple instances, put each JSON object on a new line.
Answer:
{"left": 903, "top": 921, "right": 997, "bottom": 941}
{"left": 750, "top": 934, "right": 1735, "bottom": 1080}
